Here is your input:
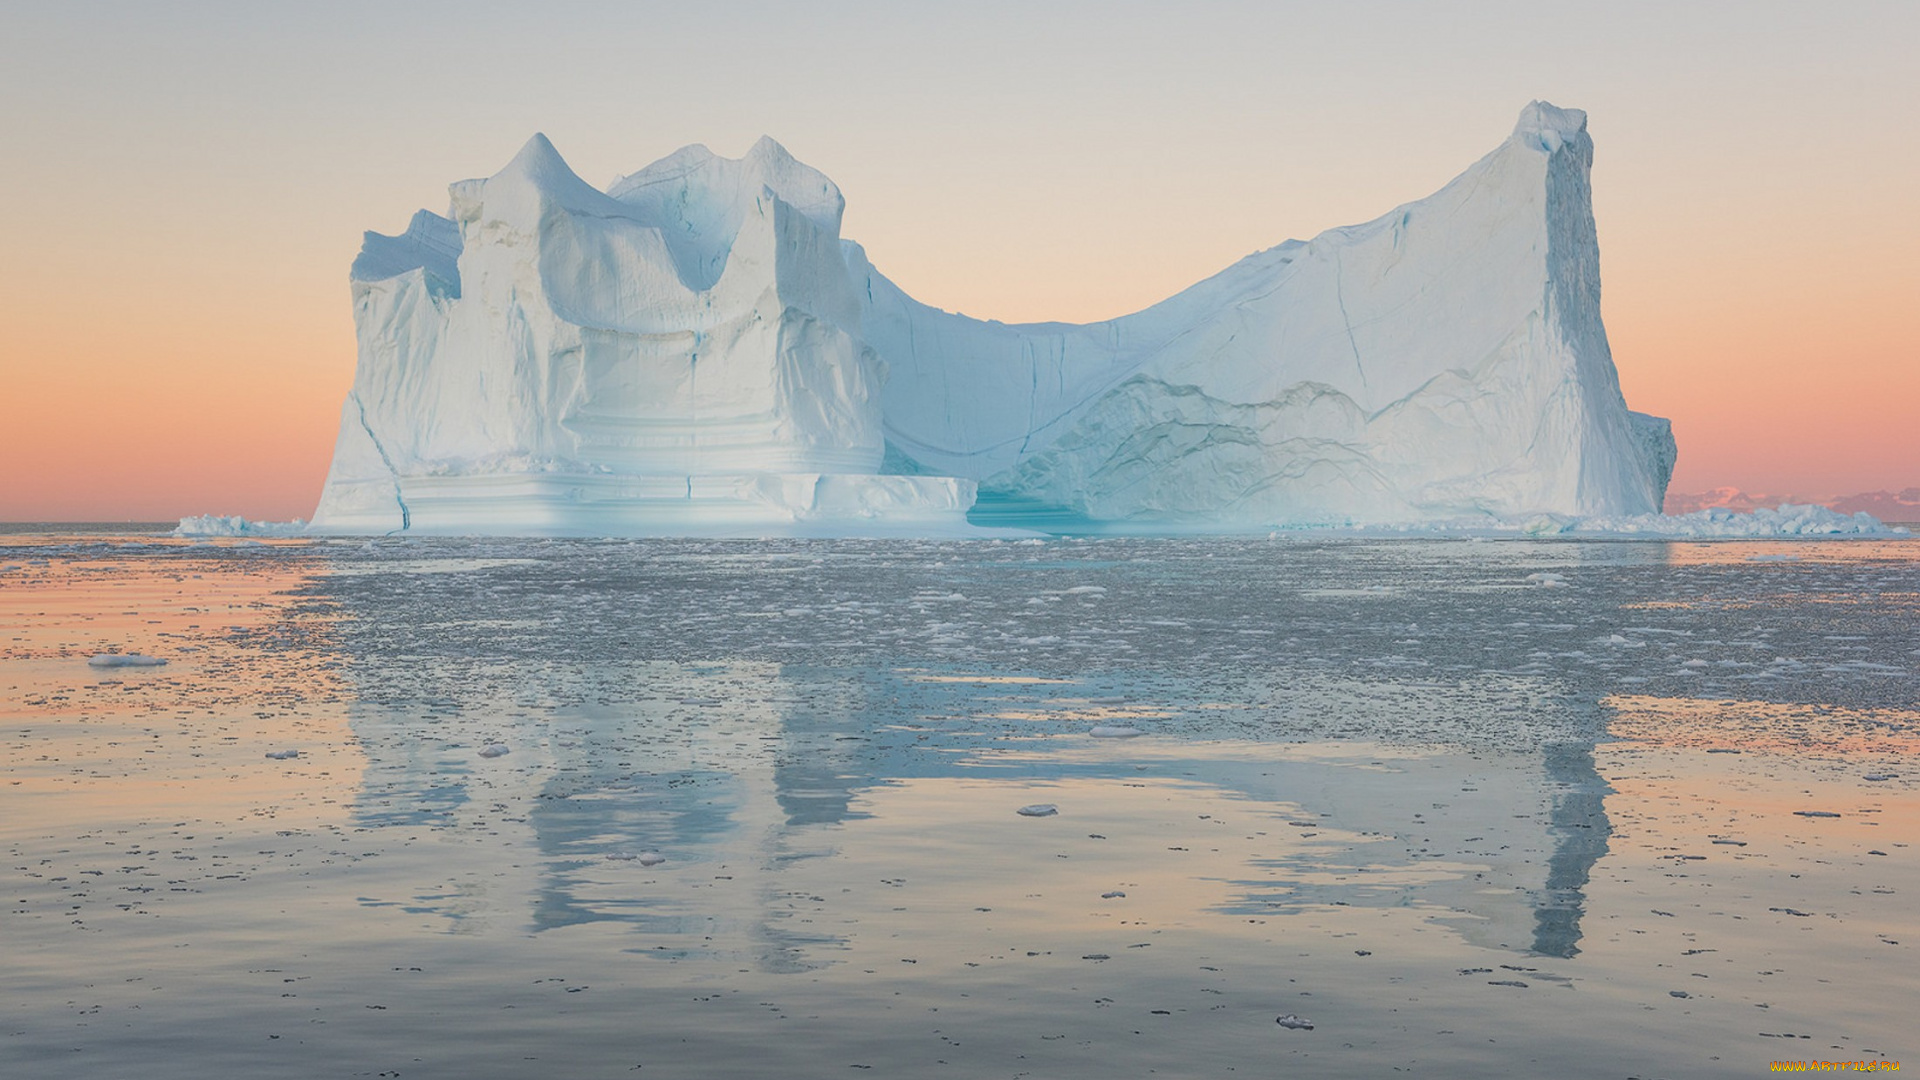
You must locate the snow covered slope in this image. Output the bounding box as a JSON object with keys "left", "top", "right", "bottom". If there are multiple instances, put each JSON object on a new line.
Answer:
{"left": 313, "top": 102, "right": 1673, "bottom": 535}
{"left": 857, "top": 102, "right": 1676, "bottom": 527}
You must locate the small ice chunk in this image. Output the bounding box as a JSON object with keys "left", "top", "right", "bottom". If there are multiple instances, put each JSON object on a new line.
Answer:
{"left": 1526, "top": 572, "right": 1567, "bottom": 587}
{"left": 636, "top": 852, "right": 666, "bottom": 866}
{"left": 1101, "top": 890, "right": 1127, "bottom": 899}
{"left": 1864, "top": 774, "right": 1896, "bottom": 782}
{"left": 1275, "top": 1014, "right": 1314, "bottom": 1030}
{"left": 1064, "top": 586, "right": 1106, "bottom": 595}
{"left": 88, "top": 654, "right": 166, "bottom": 668}
{"left": 1792, "top": 810, "right": 1840, "bottom": 818}
{"left": 264, "top": 749, "right": 300, "bottom": 760}
{"left": 1017, "top": 804, "right": 1059, "bottom": 817}
{"left": 1090, "top": 725, "right": 1143, "bottom": 738}
{"left": 478, "top": 743, "right": 510, "bottom": 758}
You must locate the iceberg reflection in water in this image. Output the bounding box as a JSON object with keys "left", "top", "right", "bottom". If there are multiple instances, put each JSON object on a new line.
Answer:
{"left": 343, "top": 660, "right": 1612, "bottom": 961}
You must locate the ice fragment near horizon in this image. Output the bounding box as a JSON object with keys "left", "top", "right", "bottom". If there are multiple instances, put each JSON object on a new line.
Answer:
{"left": 88, "top": 654, "right": 166, "bottom": 668}
{"left": 1016, "top": 803, "right": 1059, "bottom": 817}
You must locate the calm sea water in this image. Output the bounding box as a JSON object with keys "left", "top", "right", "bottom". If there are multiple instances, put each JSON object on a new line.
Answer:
{"left": 3, "top": 531, "right": 1915, "bottom": 1077}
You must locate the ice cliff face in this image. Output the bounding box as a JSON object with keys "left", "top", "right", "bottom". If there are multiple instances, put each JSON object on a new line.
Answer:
{"left": 859, "top": 102, "right": 1675, "bottom": 526}
{"left": 312, "top": 102, "right": 1673, "bottom": 534}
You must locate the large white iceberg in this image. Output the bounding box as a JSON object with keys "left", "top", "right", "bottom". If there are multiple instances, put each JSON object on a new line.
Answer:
{"left": 311, "top": 102, "right": 1675, "bottom": 535}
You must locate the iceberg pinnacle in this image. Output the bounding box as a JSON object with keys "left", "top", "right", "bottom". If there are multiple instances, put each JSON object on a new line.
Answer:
{"left": 311, "top": 103, "right": 1674, "bottom": 535}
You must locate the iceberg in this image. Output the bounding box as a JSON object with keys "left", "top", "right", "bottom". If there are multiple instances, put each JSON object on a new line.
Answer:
{"left": 311, "top": 102, "right": 1676, "bottom": 535}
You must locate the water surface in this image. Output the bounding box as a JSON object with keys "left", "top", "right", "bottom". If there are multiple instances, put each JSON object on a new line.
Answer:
{"left": 3, "top": 532, "right": 1914, "bottom": 1076}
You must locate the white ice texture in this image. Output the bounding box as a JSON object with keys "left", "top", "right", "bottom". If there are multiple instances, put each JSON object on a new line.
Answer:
{"left": 312, "top": 103, "right": 1681, "bottom": 535}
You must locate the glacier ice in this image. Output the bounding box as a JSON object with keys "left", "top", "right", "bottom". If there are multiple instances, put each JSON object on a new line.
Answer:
{"left": 311, "top": 102, "right": 1681, "bottom": 536}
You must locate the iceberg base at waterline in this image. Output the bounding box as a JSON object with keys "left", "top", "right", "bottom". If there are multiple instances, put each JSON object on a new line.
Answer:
{"left": 306, "top": 470, "right": 976, "bottom": 537}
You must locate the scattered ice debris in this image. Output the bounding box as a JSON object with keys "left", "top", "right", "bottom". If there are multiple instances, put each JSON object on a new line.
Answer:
{"left": 1525, "top": 572, "right": 1568, "bottom": 587}
{"left": 1089, "top": 725, "right": 1143, "bottom": 738}
{"left": 1082, "top": 954, "right": 1111, "bottom": 961}
{"left": 1792, "top": 810, "right": 1841, "bottom": 818}
{"left": 172, "top": 514, "right": 307, "bottom": 537}
{"left": 678, "top": 697, "right": 723, "bottom": 706}
{"left": 1017, "top": 804, "right": 1059, "bottom": 817}
{"left": 1669, "top": 990, "right": 1691, "bottom": 999}
{"left": 1064, "top": 586, "right": 1106, "bottom": 596}
{"left": 1353, "top": 950, "right": 1372, "bottom": 957}
{"left": 1101, "top": 891, "right": 1127, "bottom": 899}
{"left": 1488, "top": 980, "right": 1529, "bottom": 988}
{"left": 605, "top": 851, "right": 666, "bottom": 866}
{"left": 1275, "top": 1014, "right": 1314, "bottom": 1030}
{"left": 264, "top": 749, "right": 300, "bottom": 760}
{"left": 1770, "top": 907, "right": 1814, "bottom": 917}
{"left": 87, "top": 654, "right": 166, "bottom": 668}
{"left": 1864, "top": 774, "right": 1897, "bottom": 782}
{"left": 478, "top": 743, "right": 510, "bottom": 758}
{"left": 1705, "top": 748, "right": 1741, "bottom": 754}
{"left": 1554, "top": 503, "right": 1893, "bottom": 538}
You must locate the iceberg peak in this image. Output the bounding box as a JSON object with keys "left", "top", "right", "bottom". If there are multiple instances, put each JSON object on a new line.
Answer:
{"left": 487, "top": 132, "right": 607, "bottom": 208}
{"left": 1511, "top": 100, "right": 1589, "bottom": 154}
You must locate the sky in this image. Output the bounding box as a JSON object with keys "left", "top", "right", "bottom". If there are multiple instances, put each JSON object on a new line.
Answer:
{"left": 1, "top": 0, "right": 1914, "bottom": 521}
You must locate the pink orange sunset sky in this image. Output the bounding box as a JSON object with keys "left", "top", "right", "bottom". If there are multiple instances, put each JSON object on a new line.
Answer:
{"left": 2, "top": 1, "right": 1915, "bottom": 522}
